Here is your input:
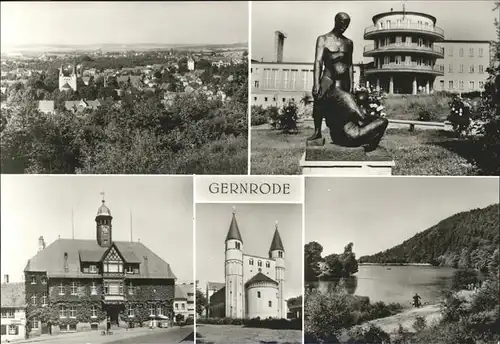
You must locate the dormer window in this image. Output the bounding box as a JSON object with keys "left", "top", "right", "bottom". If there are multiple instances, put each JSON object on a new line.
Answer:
{"left": 126, "top": 265, "right": 134, "bottom": 274}
{"left": 31, "top": 277, "right": 36, "bottom": 284}
{"left": 89, "top": 265, "right": 98, "bottom": 273}
{"left": 71, "top": 282, "right": 78, "bottom": 295}
{"left": 41, "top": 277, "right": 47, "bottom": 284}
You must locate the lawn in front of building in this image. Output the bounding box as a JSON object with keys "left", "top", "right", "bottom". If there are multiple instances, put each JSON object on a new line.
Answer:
{"left": 251, "top": 126, "right": 481, "bottom": 176}
{"left": 196, "top": 324, "right": 302, "bottom": 344}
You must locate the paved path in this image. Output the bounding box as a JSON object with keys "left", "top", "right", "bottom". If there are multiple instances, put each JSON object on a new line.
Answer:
{"left": 107, "top": 326, "right": 193, "bottom": 343}
{"left": 8, "top": 326, "right": 193, "bottom": 344}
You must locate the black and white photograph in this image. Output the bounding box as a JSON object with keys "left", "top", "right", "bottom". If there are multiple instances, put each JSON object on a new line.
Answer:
{"left": 195, "top": 203, "right": 302, "bottom": 344}
{"left": 0, "top": 1, "right": 249, "bottom": 174}
{"left": 0, "top": 175, "right": 194, "bottom": 344}
{"left": 250, "top": 1, "right": 500, "bottom": 176}
{"left": 304, "top": 177, "right": 499, "bottom": 344}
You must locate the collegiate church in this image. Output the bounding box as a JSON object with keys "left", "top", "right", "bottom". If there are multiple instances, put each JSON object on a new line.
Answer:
{"left": 58, "top": 64, "right": 79, "bottom": 92}
{"left": 208, "top": 210, "right": 287, "bottom": 319}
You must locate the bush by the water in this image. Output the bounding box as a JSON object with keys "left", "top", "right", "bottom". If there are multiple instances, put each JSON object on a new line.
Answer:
{"left": 196, "top": 317, "right": 301, "bottom": 330}
{"left": 345, "top": 324, "right": 391, "bottom": 344}
{"left": 451, "top": 269, "right": 480, "bottom": 291}
{"left": 304, "top": 288, "right": 402, "bottom": 343}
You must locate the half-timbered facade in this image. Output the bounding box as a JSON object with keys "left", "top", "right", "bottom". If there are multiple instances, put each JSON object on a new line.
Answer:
{"left": 24, "top": 198, "right": 177, "bottom": 337}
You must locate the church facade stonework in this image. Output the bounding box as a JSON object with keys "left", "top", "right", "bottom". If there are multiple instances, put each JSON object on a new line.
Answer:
{"left": 209, "top": 210, "right": 286, "bottom": 319}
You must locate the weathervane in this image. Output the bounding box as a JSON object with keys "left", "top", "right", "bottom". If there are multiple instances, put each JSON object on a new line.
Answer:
{"left": 100, "top": 191, "right": 105, "bottom": 203}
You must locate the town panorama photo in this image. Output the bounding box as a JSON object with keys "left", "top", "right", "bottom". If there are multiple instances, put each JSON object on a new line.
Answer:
{"left": 0, "top": 2, "right": 249, "bottom": 174}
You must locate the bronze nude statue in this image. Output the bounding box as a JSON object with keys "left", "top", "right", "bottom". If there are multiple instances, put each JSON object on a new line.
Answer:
{"left": 308, "top": 12, "right": 388, "bottom": 152}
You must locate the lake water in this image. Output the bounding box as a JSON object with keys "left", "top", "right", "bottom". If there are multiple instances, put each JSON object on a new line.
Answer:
{"left": 308, "top": 265, "right": 456, "bottom": 308}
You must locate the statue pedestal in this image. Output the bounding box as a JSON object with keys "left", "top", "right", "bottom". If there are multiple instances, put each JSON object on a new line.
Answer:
{"left": 300, "top": 141, "right": 395, "bottom": 176}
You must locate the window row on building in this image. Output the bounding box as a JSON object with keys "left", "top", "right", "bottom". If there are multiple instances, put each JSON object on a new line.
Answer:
{"left": 374, "top": 36, "right": 435, "bottom": 48}
{"left": 0, "top": 309, "right": 16, "bottom": 318}
{"left": 28, "top": 281, "right": 139, "bottom": 302}
{"left": 1, "top": 324, "right": 20, "bottom": 335}
{"left": 447, "top": 47, "right": 485, "bottom": 57}
{"left": 377, "top": 19, "right": 434, "bottom": 30}
{"left": 437, "top": 80, "right": 485, "bottom": 91}
{"left": 445, "top": 64, "right": 486, "bottom": 74}
{"left": 374, "top": 56, "right": 436, "bottom": 67}
{"left": 255, "top": 68, "right": 314, "bottom": 91}
{"left": 248, "top": 259, "right": 271, "bottom": 267}
{"left": 252, "top": 95, "right": 298, "bottom": 104}
{"left": 174, "top": 302, "right": 186, "bottom": 310}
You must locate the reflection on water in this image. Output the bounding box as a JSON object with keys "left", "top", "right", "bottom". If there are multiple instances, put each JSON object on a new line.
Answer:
{"left": 306, "top": 265, "right": 456, "bottom": 308}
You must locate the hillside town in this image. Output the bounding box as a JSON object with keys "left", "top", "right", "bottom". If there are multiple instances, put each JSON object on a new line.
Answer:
{"left": 1, "top": 48, "right": 247, "bottom": 114}
{"left": 0, "top": 46, "right": 249, "bottom": 175}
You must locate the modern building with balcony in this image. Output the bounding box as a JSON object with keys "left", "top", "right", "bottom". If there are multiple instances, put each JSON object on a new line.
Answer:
{"left": 23, "top": 197, "right": 177, "bottom": 337}
{"left": 363, "top": 10, "right": 445, "bottom": 94}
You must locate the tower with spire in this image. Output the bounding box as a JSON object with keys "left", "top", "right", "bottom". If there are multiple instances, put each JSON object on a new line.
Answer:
{"left": 95, "top": 193, "right": 112, "bottom": 247}
{"left": 59, "top": 63, "right": 78, "bottom": 92}
{"left": 219, "top": 208, "right": 286, "bottom": 319}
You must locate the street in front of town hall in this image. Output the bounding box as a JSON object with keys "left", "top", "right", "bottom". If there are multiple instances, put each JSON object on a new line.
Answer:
{"left": 8, "top": 325, "right": 193, "bottom": 344}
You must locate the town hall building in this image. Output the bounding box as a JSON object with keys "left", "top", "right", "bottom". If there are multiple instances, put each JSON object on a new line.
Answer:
{"left": 24, "top": 197, "right": 177, "bottom": 336}
{"left": 208, "top": 210, "right": 287, "bottom": 319}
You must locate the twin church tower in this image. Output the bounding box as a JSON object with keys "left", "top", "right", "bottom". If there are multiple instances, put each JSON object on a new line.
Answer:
{"left": 224, "top": 209, "right": 286, "bottom": 319}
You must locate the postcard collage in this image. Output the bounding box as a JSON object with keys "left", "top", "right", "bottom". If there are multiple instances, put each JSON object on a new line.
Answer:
{"left": 1, "top": 2, "right": 499, "bottom": 344}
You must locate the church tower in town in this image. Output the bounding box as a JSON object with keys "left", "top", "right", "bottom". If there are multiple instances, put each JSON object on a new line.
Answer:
{"left": 224, "top": 208, "right": 244, "bottom": 318}
{"left": 59, "top": 64, "right": 78, "bottom": 92}
{"left": 269, "top": 223, "right": 286, "bottom": 318}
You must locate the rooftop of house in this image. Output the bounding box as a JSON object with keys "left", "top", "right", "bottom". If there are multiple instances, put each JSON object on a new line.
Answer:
{"left": 174, "top": 285, "right": 188, "bottom": 300}
{"left": 25, "top": 238, "right": 177, "bottom": 280}
{"left": 1, "top": 282, "right": 25, "bottom": 308}
{"left": 206, "top": 281, "right": 225, "bottom": 292}
{"left": 38, "top": 100, "right": 55, "bottom": 113}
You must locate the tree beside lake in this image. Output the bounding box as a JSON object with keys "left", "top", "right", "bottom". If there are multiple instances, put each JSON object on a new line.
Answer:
{"left": 305, "top": 242, "right": 359, "bottom": 282}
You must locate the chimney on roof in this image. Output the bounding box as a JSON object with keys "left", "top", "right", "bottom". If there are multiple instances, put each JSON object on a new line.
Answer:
{"left": 274, "top": 31, "right": 287, "bottom": 63}
{"left": 38, "top": 236, "right": 46, "bottom": 252}
{"left": 4, "top": 274, "right": 9, "bottom": 284}
{"left": 143, "top": 256, "right": 149, "bottom": 275}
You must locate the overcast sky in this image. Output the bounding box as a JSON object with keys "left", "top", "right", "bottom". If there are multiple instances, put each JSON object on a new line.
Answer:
{"left": 1, "top": 175, "right": 193, "bottom": 283}
{"left": 1, "top": 1, "right": 248, "bottom": 49}
{"left": 305, "top": 177, "right": 499, "bottom": 258}
{"left": 252, "top": 1, "right": 498, "bottom": 63}
{"left": 196, "top": 203, "right": 302, "bottom": 300}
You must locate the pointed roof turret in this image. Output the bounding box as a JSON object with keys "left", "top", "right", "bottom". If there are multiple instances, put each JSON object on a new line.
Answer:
{"left": 225, "top": 207, "right": 243, "bottom": 243}
{"left": 269, "top": 222, "right": 284, "bottom": 252}
{"left": 96, "top": 192, "right": 111, "bottom": 217}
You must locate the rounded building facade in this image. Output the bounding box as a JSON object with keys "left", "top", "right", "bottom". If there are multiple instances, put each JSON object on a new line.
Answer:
{"left": 363, "top": 10, "right": 445, "bottom": 94}
{"left": 246, "top": 279, "right": 278, "bottom": 319}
